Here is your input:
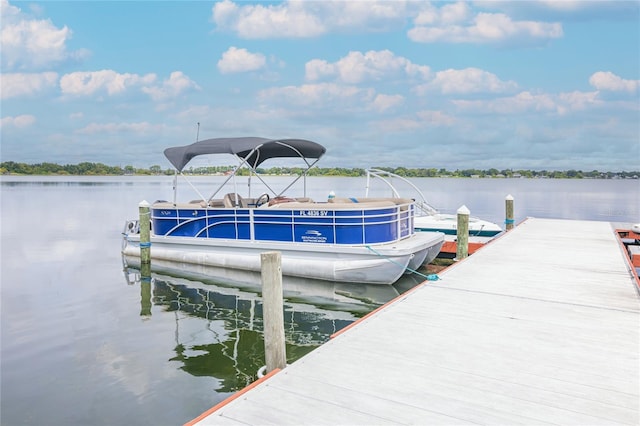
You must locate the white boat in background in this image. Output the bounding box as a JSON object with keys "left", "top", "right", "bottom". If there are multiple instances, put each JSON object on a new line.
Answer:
{"left": 364, "top": 169, "right": 503, "bottom": 257}
{"left": 122, "top": 138, "right": 444, "bottom": 285}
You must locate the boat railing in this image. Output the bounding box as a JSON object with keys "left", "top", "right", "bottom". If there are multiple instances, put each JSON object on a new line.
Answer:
{"left": 414, "top": 200, "right": 438, "bottom": 217}
{"left": 365, "top": 169, "right": 438, "bottom": 216}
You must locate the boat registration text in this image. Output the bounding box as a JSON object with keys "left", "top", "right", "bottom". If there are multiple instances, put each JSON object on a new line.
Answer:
{"left": 299, "top": 210, "right": 329, "bottom": 217}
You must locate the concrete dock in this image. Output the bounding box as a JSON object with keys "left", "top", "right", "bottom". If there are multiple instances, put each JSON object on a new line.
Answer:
{"left": 188, "top": 218, "right": 640, "bottom": 425}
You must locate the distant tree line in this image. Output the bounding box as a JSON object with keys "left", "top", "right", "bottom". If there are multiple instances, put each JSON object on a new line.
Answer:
{"left": 0, "top": 161, "right": 126, "bottom": 175}
{"left": 1, "top": 161, "right": 638, "bottom": 179}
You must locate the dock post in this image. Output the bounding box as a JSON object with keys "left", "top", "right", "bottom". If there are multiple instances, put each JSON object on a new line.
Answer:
{"left": 260, "top": 251, "right": 287, "bottom": 373}
{"left": 505, "top": 194, "right": 514, "bottom": 231}
{"left": 456, "top": 205, "right": 470, "bottom": 260}
{"left": 139, "top": 200, "right": 151, "bottom": 264}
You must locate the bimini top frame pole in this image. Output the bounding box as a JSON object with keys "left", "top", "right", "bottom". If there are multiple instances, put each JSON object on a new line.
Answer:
{"left": 227, "top": 140, "right": 323, "bottom": 199}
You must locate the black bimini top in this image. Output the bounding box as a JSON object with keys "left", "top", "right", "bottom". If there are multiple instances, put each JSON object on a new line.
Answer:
{"left": 164, "top": 137, "right": 326, "bottom": 172}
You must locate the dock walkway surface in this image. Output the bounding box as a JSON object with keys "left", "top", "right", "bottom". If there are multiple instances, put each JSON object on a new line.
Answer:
{"left": 190, "top": 218, "right": 640, "bottom": 425}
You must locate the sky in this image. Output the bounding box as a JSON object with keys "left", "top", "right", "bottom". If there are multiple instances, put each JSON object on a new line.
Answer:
{"left": 1, "top": 0, "right": 639, "bottom": 171}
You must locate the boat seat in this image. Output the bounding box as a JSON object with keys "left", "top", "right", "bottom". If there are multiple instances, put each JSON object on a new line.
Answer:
{"left": 328, "top": 196, "right": 413, "bottom": 211}
{"left": 268, "top": 196, "right": 296, "bottom": 207}
{"left": 223, "top": 193, "right": 246, "bottom": 208}
{"left": 187, "top": 200, "right": 208, "bottom": 207}
{"left": 209, "top": 199, "right": 225, "bottom": 208}
{"left": 153, "top": 201, "right": 175, "bottom": 208}
{"left": 329, "top": 197, "right": 360, "bottom": 203}
{"left": 329, "top": 196, "right": 413, "bottom": 205}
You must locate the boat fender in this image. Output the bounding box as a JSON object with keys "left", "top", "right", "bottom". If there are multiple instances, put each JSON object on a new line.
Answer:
{"left": 257, "top": 364, "right": 289, "bottom": 378}
{"left": 257, "top": 365, "right": 267, "bottom": 379}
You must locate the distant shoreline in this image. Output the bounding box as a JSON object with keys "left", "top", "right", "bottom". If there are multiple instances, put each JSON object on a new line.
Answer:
{"left": 2, "top": 160, "right": 639, "bottom": 179}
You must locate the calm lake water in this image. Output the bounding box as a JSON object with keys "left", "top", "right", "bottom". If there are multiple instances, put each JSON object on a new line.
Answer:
{"left": 1, "top": 175, "right": 638, "bottom": 426}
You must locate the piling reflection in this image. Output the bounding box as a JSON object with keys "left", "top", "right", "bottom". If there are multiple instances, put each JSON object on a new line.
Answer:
{"left": 122, "top": 256, "right": 425, "bottom": 392}
{"left": 140, "top": 262, "right": 152, "bottom": 317}
{"left": 140, "top": 280, "right": 152, "bottom": 317}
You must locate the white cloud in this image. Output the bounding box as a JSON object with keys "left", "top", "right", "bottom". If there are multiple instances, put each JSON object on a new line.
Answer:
{"left": 375, "top": 117, "right": 425, "bottom": 132}
{"left": 306, "top": 50, "right": 430, "bottom": 84}
{"left": 258, "top": 81, "right": 408, "bottom": 115}
{"left": 374, "top": 109, "right": 456, "bottom": 133}
{"left": 0, "top": 114, "right": 36, "bottom": 128}
{"left": 75, "top": 122, "right": 162, "bottom": 135}
{"left": 141, "top": 71, "right": 200, "bottom": 101}
{"left": 452, "top": 91, "right": 554, "bottom": 114}
{"left": 589, "top": 71, "right": 639, "bottom": 93}
{"left": 60, "top": 69, "right": 196, "bottom": 101}
{"left": 0, "top": 0, "right": 88, "bottom": 71}
{"left": 258, "top": 82, "right": 374, "bottom": 107}
{"left": 416, "top": 110, "right": 456, "bottom": 126}
{"left": 371, "top": 94, "right": 404, "bottom": 112}
{"left": 414, "top": 2, "right": 471, "bottom": 26}
{"left": 556, "top": 90, "right": 601, "bottom": 113}
{"left": 452, "top": 90, "right": 600, "bottom": 115}
{"left": 305, "top": 59, "right": 336, "bottom": 82}
{"left": 212, "top": 0, "right": 325, "bottom": 38}
{"left": 212, "top": 0, "right": 408, "bottom": 39}
{"left": 211, "top": 0, "right": 239, "bottom": 27}
{"left": 1, "top": 72, "right": 58, "bottom": 99}
{"left": 212, "top": 1, "right": 566, "bottom": 47}
{"left": 217, "top": 47, "right": 267, "bottom": 74}
{"left": 439, "top": 1, "right": 472, "bottom": 24}
{"left": 409, "top": 9, "right": 563, "bottom": 44}
{"left": 0, "top": 0, "right": 21, "bottom": 22}
{"left": 59, "top": 70, "right": 156, "bottom": 96}
{"left": 416, "top": 68, "right": 518, "bottom": 95}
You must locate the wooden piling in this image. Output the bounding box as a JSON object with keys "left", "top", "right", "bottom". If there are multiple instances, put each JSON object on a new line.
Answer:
{"left": 505, "top": 194, "right": 515, "bottom": 230}
{"left": 139, "top": 200, "right": 151, "bottom": 264}
{"left": 260, "top": 251, "right": 287, "bottom": 373}
{"left": 456, "top": 205, "right": 470, "bottom": 260}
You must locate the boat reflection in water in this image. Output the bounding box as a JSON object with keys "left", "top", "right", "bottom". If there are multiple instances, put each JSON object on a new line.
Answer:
{"left": 123, "top": 256, "right": 425, "bottom": 393}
